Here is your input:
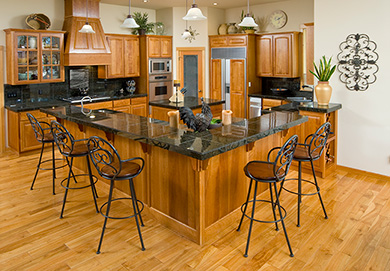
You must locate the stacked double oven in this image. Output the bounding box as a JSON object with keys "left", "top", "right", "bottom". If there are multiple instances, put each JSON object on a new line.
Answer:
{"left": 148, "top": 58, "right": 173, "bottom": 101}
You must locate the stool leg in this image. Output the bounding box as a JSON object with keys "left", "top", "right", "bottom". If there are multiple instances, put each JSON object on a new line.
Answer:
{"left": 52, "top": 142, "right": 56, "bottom": 195}
{"left": 130, "top": 179, "right": 144, "bottom": 226}
{"left": 60, "top": 157, "right": 73, "bottom": 219}
{"left": 97, "top": 180, "right": 115, "bottom": 254}
{"left": 30, "top": 143, "right": 44, "bottom": 190}
{"left": 86, "top": 156, "right": 99, "bottom": 213}
{"left": 237, "top": 179, "right": 253, "bottom": 232}
{"left": 130, "top": 179, "right": 145, "bottom": 251}
{"left": 269, "top": 183, "right": 279, "bottom": 231}
{"left": 310, "top": 160, "right": 328, "bottom": 219}
{"left": 297, "top": 161, "right": 302, "bottom": 227}
{"left": 244, "top": 181, "right": 258, "bottom": 257}
{"left": 273, "top": 182, "right": 294, "bottom": 257}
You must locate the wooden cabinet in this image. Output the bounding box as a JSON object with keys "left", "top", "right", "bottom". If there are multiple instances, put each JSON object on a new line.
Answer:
{"left": 82, "top": 101, "right": 113, "bottom": 110}
{"left": 256, "top": 32, "right": 299, "bottom": 78}
{"left": 130, "top": 97, "right": 147, "bottom": 117}
{"left": 98, "top": 34, "right": 140, "bottom": 79}
{"left": 209, "top": 35, "right": 247, "bottom": 47}
{"left": 262, "top": 98, "right": 283, "bottom": 110}
{"left": 230, "top": 59, "right": 246, "bottom": 118}
{"left": 147, "top": 36, "right": 172, "bottom": 58}
{"left": 4, "top": 29, "right": 65, "bottom": 85}
{"left": 7, "top": 110, "right": 56, "bottom": 153}
{"left": 210, "top": 59, "right": 222, "bottom": 100}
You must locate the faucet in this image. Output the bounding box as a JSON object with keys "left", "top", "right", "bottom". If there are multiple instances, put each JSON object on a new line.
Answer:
{"left": 80, "top": 96, "right": 92, "bottom": 116}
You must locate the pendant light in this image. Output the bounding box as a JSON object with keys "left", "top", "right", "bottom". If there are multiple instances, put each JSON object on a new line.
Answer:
{"left": 182, "top": 0, "right": 191, "bottom": 38}
{"left": 183, "top": 0, "right": 207, "bottom": 21}
{"left": 121, "top": 0, "right": 139, "bottom": 28}
{"left": 79, "top": 0, "right": 95, "bottom": 33}
{"left": 238, "top": 0, "right": 258, "bottom": 28}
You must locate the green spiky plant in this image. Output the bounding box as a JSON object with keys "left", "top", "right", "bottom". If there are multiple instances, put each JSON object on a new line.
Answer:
{"left": 310, "top": 56, "right": 336, "bottom": 81}
{"left": 132, "top": 12, "right": 155, "bottom": 35}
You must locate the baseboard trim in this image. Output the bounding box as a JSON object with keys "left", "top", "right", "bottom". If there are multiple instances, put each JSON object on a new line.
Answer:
{"left": 337, "top": 165, "right": 390, "bottom": 181}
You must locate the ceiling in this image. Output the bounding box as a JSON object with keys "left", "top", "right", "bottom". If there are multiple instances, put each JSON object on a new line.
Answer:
{"left": 100, "top": 0, "right": 287, "bottom": 10}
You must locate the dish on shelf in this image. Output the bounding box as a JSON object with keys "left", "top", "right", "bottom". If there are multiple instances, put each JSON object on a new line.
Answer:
{"left": 25, "top": 13, "right": 51, "bottom": 30}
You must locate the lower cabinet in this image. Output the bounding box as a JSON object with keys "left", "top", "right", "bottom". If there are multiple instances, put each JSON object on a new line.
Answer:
{"left": 7, "top": 110, "right": 56, "bottom": 153}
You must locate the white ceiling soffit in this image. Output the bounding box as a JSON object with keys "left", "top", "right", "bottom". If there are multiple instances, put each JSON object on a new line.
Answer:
{"left": 100, "top": 0, "right": 288, "bottom": 10}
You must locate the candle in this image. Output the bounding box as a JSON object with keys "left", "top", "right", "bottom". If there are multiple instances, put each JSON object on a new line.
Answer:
{"left": 222, "top": 110, "right": 232, "bottom": 126}
{"left": 168, "top": 110, "right": 179, "bottom": 128}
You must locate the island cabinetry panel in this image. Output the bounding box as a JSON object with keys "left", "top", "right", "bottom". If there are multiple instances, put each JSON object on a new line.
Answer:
{"left": 98, "top": 34, "right": 140, "bottom": 79}
{"left": 256, "top": 32, "right": 299, "bottom": 78}
{"left": 4, "top": 29, "right": 65, "bottom": 85}
{"left": 7, "top": 109, "right": 55, "bottom": 153}
{"left": 147, "top": 36, "right": 172, "bottom": 58}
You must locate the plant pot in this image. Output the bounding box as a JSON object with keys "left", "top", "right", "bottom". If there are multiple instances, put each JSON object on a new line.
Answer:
{"left": 138, "top": 29, "right": 146, "bottom": 35}
{"left": 244, "top": 29, "right": 255, "bottom": 34}
{"left": 315, "top": 81, "right": 332, "bottom": 106}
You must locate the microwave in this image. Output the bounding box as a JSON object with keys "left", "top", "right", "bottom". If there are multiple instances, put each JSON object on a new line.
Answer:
{"left": 149, "top": 58, "right": 171, "bottom": 74}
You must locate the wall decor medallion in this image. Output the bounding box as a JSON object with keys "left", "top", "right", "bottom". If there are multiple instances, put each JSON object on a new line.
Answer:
{"left": 337, "top": 33, "right": 378, "bottom": 91}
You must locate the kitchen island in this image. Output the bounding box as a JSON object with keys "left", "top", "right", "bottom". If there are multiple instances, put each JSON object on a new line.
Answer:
{"left": 42, "top": 105, "right": 307, "bottom": 245}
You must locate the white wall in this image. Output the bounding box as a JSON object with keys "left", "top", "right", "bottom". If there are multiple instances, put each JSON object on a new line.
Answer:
{"left": 225, "top": 0, "right": 313, "bottom": 33}
{"left": 315, "top": 0, "right": 390, "bottom": 175}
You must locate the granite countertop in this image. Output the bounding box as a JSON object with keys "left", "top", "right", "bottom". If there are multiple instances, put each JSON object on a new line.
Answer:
{"left": 41, "top": 105, "right": 307, "bottom": 160}
{"left": 262, "top": 102, "right": 342, "bottom": 114}
{"left": 248, "top": 90, "right": 313, "bottom": 100}
{"left": 5, "top": 93, "right": 147, "bottom": 112}
{"left": 149, "top": 97, "right": 225, "bottom": 110}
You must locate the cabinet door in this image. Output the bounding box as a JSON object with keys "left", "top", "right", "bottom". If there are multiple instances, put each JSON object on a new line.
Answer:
{"left": 82, "top": 101, "right": 113, "bottom": 110}
{"left": 210, "top": 36, "right": 228, "bottom": 47}
{"left": 230, "top": 59, "right": 246, "bottom": 118}
{"left": 148, "top": 37, "right": 161, "bottom": 58}
{"left": 41, "top": 34, "right": 64, "bottom": 82}
{"left": 273, "top": 34, "right": 292, "bottom": 77}
{"left": 228, "top": 36, "right": 247, "bottom": 46}
{"left": 131, "top": 104, "right": 147, "bottom": 117}
{"left": 107, "top": 36, "right": 124, "bottom": 78}
{"left": 210, "top": 59, "right": 222, "bottom": 100}
{"left": 256, "top": 35, "right": 273, "bottom": 77}
{"left": 160, "top": 37, "right": 172, "bottom": 58}
{"left": 15, "top": 32, "right": 40, "bottom": 84}
{"left": 20, "top": 118, "right": 47, "bottom": 152}
{"left": 124, "top": 36, "right": 140, "bottom": 77}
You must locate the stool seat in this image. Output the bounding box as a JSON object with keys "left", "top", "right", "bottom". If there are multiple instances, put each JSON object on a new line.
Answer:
{"left": 101, "top": 161, "right": 141, "bottom": 179}
{"left": 293, "top": 145, "right": 320, "bottom": 160}
{"left": 62, "top": 142, "right": 89, "bottom": 156}
{"left": 36, "top": 132, "right": 54, "bottom": 143}
{"left": 245, "top": 161, "right": 286, "bottom": 181}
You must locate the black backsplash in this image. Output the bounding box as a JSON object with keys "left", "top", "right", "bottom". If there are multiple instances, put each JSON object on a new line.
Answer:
{"left": 261, "top": 77, "right": 313, "bottom": 99}
{"left": 4, "top": 66, "right": 139, "bottom": 104}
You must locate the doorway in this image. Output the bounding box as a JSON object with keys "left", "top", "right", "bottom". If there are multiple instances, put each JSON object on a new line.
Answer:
{"left": 176, "top": 47, "right": 204, "bottom": 99}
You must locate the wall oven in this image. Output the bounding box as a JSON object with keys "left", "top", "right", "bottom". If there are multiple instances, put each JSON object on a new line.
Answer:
{"left": 149, "top": 58, "right": 172, "bottom": 74}
{"left": 149, "top": 73, "right": 173, "bottom": 101}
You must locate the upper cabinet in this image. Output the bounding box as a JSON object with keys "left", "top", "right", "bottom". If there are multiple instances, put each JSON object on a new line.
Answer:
{"left": 4, "top": 29, "right": 65, "bottom": 85}
{"left": 256, "top": 32, "right": 300, "bottom": 78}
{"left": 147, "top": 36, "right": 172, "bottom": 58}
{"left": 209, "top": 35, "right": 247, "bottom": 47}
{"left": 98, "top": 34, "right": 140, "bottom": 79}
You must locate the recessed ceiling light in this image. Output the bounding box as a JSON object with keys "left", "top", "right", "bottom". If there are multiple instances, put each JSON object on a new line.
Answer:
{"left": 143, "top": 0, "right": 148, "bottom": 2}
{"left": 213, "top": 2, "right": 218, "bottom": 5}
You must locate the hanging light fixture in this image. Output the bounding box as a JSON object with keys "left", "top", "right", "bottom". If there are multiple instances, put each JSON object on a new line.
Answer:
{"left": 182, "top": 0, "right": 191, "bottom": 38}
{"left": 79, "top": 0, "right": 95, "bottom": 33}
{"left": 121, "top": 0, "right": 139, "bottom": 28}
{"left": 238, "top": 0, "right": 258, "bottom": 28}
{"left": 183, "top": 0, "right": 207, "bottom": 21}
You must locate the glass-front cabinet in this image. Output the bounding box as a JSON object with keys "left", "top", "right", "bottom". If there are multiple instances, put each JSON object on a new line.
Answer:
{"left": 4, "top": 29, "right": 65, "bottom": 85}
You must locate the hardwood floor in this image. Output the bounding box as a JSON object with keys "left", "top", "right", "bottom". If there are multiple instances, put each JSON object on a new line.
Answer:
{"left": 1, "top": 148, "right": 390, "bottom": 270}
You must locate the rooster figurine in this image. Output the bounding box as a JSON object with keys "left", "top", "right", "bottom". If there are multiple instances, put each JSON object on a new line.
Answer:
{"left": 179, "top": 98, "right": 213, "bottom": 132}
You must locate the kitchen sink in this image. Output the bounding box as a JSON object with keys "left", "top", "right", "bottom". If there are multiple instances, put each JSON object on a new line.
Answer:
{"left": 60, "top": 95, "right": 110, "bottom": 103}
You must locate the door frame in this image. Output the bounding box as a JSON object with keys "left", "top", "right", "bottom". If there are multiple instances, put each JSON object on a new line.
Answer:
{"left": 176, "top": 47, "right": 205, "bottom": 98}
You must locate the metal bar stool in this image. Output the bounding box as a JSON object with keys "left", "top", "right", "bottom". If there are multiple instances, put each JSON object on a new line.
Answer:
{"left": 50, "top": 120, "right": 99, "bottom": 219}
{"left": 87, "top": 136, "right": 145, "bottom": 254}
{"left": 237, "top": 135, "right": 298, "bottom": 258}
{"left": 27, "top": 113, "right": 66, "bottom": 195}
{"left": 280, "top": 122, "right": 331, "bottom": 227}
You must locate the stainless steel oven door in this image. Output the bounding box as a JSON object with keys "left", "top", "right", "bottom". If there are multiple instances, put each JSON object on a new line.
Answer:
{"left": 149, "top": 81, "right": 173, "bottom": 101}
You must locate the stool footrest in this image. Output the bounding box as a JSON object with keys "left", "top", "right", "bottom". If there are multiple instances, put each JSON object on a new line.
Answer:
{"left": 99, "top": 197, "right": 144, "bottom": 220}
{"left": 38, "top": 158, "right": 67, "bottom": 171}
{"left": 241, "top": 199, "right": 287, "bottom": 224}
{"left": 60, "top": 174, "right": 98, "bottom": 190}
{"left": 282, "top": 178, "right": 320, "bottom": 196}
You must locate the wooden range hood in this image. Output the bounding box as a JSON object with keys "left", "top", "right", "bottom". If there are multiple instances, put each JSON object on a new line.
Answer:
{"left": 62, "top": 0, "right": 111, "bottom": 66}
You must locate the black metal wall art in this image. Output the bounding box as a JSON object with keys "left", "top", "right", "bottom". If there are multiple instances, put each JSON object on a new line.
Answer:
{"left": 337, "top": 33, "right": 378, "bottom": 91}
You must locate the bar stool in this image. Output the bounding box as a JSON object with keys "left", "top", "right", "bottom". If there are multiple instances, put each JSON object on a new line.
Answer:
{"left": 87, "top": 136, "right": 145, "bottom": 254}
{"left": 280, "top": 122, "right": 331, "bottom": 227}
{"left": 50, "top": 120, "right": 99, "bottom": 219}
{"left": 27, "top": 113, "right": 65, "bottom": 195}
{"left": 237, "top": 135, "right": 298, "bottom": 257}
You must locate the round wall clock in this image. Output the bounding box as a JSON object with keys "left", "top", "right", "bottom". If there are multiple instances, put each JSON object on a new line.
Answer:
{"left": 270, "top": 10, "right": 287, "bottom": 29}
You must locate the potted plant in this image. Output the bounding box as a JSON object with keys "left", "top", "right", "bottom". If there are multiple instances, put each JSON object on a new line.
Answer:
{"left": 132, "top": 12, "right": 155, "bottom": 35}
{"left": 310, "top": 56, "right": 336, "bottom": 106}
{"left": 239, "top": 10, "right": 256, "bottom": 34}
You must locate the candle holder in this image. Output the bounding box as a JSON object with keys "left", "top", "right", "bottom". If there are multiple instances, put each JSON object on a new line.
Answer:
{"left": 169, "top": 80, "right": 184, "bottom": 103}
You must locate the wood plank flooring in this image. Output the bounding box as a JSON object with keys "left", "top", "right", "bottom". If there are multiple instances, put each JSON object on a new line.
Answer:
{"left": 1, "top": 148, "right": 390, "bottom": 270}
